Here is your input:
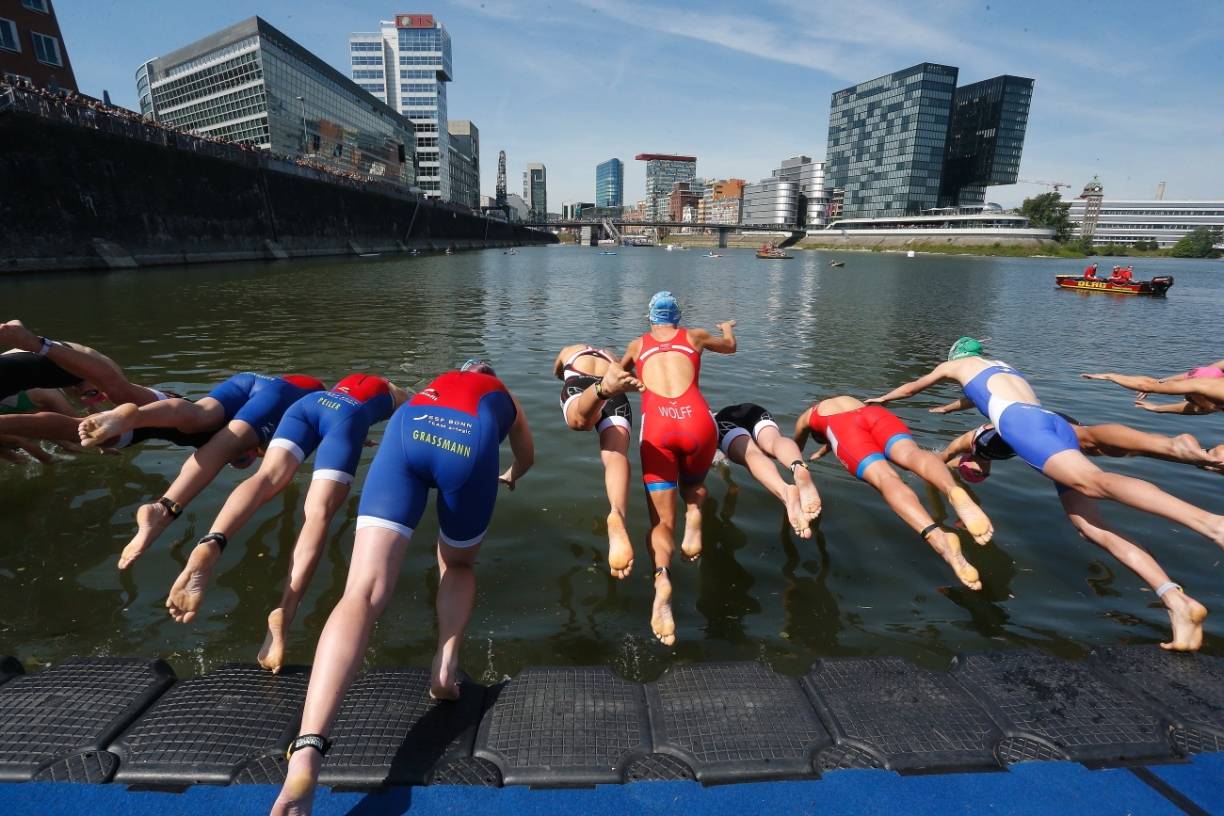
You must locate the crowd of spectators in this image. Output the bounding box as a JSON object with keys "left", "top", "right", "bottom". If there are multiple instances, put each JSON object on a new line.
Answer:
{"left": 0, "top": 77, "right": 432, "bottom": 204}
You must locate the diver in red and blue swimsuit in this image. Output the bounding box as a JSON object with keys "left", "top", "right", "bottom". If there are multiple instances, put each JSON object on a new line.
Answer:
{"left": 271, "top": 361, "right": 533, "bottom": 816}
{"left": 621, "top": 291, "right": 737, "bottom": 647}
{"left": 871, "top": 336, "right": 1224, "bottom": 652}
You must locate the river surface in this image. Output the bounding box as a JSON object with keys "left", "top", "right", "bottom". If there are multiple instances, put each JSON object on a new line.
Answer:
{"left": 1, "top": 247, "right": 1221, "bottom": 679}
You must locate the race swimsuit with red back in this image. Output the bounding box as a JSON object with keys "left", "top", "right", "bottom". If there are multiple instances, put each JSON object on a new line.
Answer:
{"left": 637, "top": 328, "right": 717, "bottom": 491}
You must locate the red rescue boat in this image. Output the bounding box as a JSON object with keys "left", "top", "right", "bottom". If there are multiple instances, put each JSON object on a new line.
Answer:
{"left": 1055, "top": 274, "right": 1173, "bottom": 296}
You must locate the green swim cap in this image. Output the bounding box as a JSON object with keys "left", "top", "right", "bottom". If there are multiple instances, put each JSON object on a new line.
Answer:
{"left": 948, "top": 336, "right": 983, "bottom": 361}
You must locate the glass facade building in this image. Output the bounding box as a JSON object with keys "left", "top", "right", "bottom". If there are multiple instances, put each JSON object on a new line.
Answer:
{"left": 825, "top": 63, "right": 958, "bottom": 218}
{"left": 447, "top": 119, "right": 479, "bottom": 210}
{"left": 741, "top": 179, "right": 799, "bottom": 226}
{"left": 636, "top": 153, "right": 696, "bottom": 220}
{"left": 349, "top": 14, "right": 452, "bottom": 199}
{"left": 523, "top": 163, "right": 546, "bottom": 221}
{"left": 939, "top": 75, "right": 1034, "bottom": 208}
{"left": 595, "top": 158, "right": 623, "bottom": 208}
{"left": 137, "top": 17, "right": 414, "bottom": 186}
{"left": 774, "top": 156, "right": 828, "bottom": 228}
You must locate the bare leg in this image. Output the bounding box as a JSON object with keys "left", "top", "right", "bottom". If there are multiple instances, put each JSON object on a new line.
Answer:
{"left": 599, "top": 425, "right": 634, "bottom": 578}
{"left": 81, "top": 397, "right": 225, "bottom": 446}
{"left": 271, "top": 525, "right": 411, "bottom": 816}
{"left": 0, "top": 412, "right": 81, "bottom": 444}
{"left": 888, "top": 439, "right": 993, "bottom": 545}
{"left": 755, "top": 426, "right": 821, "bottom": 519}
{"left": 1044, "top": 449, "right": 1224, "bottom": 547}
{"left": 1060, "top": 490, "right": 1207, "bottom": 650}
{"left": 1077, "top": 423, "right": 1222, "bottom": 469}
{"left": 259, "top": 478, "right": 350, "bottom": 673}
{"left": 430, "top": 539, "right": 482, "bottom": 700}
{"left": 679, "top": 481, "right": 706, "bottom": 561}
{"left": 861, "top": 460, "right": 981, "bottom": 590}
{"left": 119, "top": 420, "right": 258, "bottom": 569}
{"left": 726, "top": 435, "right": 809, "bottom": 538}
{"left": 645, "top": 486, "right": 678, "bottom": 645}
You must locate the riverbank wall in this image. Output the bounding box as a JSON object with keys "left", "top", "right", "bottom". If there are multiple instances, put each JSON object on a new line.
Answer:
{"left": 0, "top": 100, "right": 552, "bottom": 274}
{"left": 656, "top": 232, "right": 1064, "bottom": 254}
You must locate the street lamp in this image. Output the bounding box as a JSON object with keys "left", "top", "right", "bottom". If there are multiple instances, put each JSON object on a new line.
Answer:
{"left": 296, "top": 95, "right": 307, "bottom": 154}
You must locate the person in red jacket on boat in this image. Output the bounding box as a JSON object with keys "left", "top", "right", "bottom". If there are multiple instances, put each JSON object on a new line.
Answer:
{"left": 1083, "top": 263, "right": 1099, "bottom": 279}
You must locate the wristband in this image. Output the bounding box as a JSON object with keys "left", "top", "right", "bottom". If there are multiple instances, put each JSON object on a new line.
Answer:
{"left": 37, "top": 337, "right": 53, "bottom": 357}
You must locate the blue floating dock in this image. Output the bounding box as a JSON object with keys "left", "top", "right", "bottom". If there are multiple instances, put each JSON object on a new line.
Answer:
{"left": 0, "top": 646, "right": 1221, "bottom": 813}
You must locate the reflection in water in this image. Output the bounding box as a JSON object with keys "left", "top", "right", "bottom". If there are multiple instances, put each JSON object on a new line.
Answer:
{"left": 1, "top": 249, "right": 1221, "bottom": 677}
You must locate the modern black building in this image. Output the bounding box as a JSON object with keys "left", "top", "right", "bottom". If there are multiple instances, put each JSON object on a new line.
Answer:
{"left": 825, "top": 63, "right": 1033, "bottom": 218}
{"left": 939, "top": 74, "right": 1034, "bottom": 208}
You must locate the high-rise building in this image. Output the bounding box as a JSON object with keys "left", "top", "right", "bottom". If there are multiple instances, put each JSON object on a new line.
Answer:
{"left": 826, "top": 62, "right": 958, "bottom": 218}
{"left": 136, "top": 17, "right": 414, "bottom": 186}
{"left": 596, "top": 158, "right": 623, "bottom": 208}
{"left": 636, "top": 153, "right": 696, "bottom": 220}
{"left": 741, "top": 178, "right": 798, "bottom": 225}
{"left": 701, "top": 179, "right": 745, "bottom": 225}
{"left": 495, "top": 149, "right": 507, "bottom": 206}
{"left": 349, "top": 13, "right": 452, "bottom": 199}
{"left": 774, "top": 156, "right": 829, "bottom": 228}
{"left": 0, "top": 0, "right": 76, "bottom": 91}
{"left": 938, "top": 75, "right": 1034, "bottom": 208}
{"left": 523, "top": 163, "right": 546, "bottom": 221}
{"left": 447, "top": 119, "right": 479, "bottom": 210}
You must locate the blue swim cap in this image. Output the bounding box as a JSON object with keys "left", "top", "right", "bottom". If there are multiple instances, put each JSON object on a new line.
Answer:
{"left": 648, "top": 291, "right": 681, "bottom": 326}
{"left": 460, "top": 358, "right": 496, "bottom": 375}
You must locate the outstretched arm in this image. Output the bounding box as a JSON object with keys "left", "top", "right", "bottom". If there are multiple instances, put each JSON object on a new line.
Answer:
{"left": 941, "top": 428, "right": 979, "bottom": 463}
{"left": 868, "top": 362, "right": 953, "bottom": 405}
{"left": 930, "top": 397, "right": 974, "bottom": 414}
{"left": 500, "top": 396, "right": 534, "bottom": 489}
{"left": 1084, "top": 372, "right": 1224, "bottom": 402}
{"left": 1133, "top": 398, "right": 1212, "bottom": 415}
{"left": 619, "top": 337, "right": 641, "bottom": 372}
{"left": 692, "top": 320, "right": 737, "bottom": 355}
{"left": 41, "top": 341, "right": 160, "bottom": 406}
{"left": 792, "top": 410, "right": 812, "bottom": 450}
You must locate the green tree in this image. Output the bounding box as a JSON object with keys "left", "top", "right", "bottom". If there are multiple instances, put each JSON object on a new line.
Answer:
{"left": 1019, "top": 192, "right": 1073, "bottom": 241}
{"left": 1169, "top": 226, "right": 1222, "bottom": 258}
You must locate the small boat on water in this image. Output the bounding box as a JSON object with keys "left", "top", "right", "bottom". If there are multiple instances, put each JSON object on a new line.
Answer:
{"left": 707, "top": 252, "right": 722, "bottom": 258}
{"left": 1055, "top": 273, "right": 1174, "bottom": 296}
{"left": 756, "top": 242, "right": 792, "bottom": 260}
{"left": 599, "top": 251, "right": 618, "bottom": 256}
{"left": 829, "top": 260, "right": 844, "bottom": 268}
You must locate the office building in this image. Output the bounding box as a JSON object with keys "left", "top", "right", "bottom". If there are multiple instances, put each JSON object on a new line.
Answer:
{"left": 136, "top": 17, "right": 414, "bottom": 186}
{"left": 523, "top": 163, "right": 546, "bottom": 221}
{"left": 1068, "top": 194, "right": 1224, "bottom": 249}
{"left": 741, "top": 178, "right": 798, "bottom": 226}
{"left": 825, "top": 62, "right": 1034, "bottom": 219}
{"left": 349, "top": 13, "right": 452, "bottom": 199}
{"left": 939, "top": 75, "right": 1033, "bottom": 208}
{"left": 774, "top": 156, "right": 829, "bottom": 228}
{"left": 701, "top": 179, "right": 745, "bottom": 225}
{"left": 826, "top": 62, "right": 958, "bottom": 218}
{"left": 596, "top": 158, "right": 623, "bottom": 208}
{"left": 668, "top": 180, "right": 701, "bottom": 222}
{"left": 636, "top": 153, "right": 695, "bottom": 220}
{"left": 447, "top": 119, "right": 479, "bottom": 210}
{"left": 0, "top": 0, "right": 76, "bottom": 91}
{"left": 562, "top": 201, "right": 595, "bottom": 220}
{"left": 504, "top": 192, "right": 529, "bottom": 222}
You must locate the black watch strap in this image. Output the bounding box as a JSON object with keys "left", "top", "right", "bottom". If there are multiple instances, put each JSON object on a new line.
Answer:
{"left": 286, "top": 733, "right": 330, "bottom": 759}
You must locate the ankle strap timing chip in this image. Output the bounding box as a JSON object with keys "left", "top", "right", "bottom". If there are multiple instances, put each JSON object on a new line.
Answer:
{"left": 158, "top": 497, "right": 183, "bottom": 519}
{"left": 198, "top": 532, "right": 228, "bottom": 552}
{"left": 286, "top": 733, "right": 331, "bottom": 759}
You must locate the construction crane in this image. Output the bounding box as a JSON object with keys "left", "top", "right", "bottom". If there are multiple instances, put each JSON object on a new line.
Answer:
{"left": 1017, "top": 179, "right": 1071, "bottom": 192}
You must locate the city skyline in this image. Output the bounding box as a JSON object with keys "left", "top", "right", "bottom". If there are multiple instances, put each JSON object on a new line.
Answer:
{"left": 55, "top": 0, "right": 1224, "bottom": 210}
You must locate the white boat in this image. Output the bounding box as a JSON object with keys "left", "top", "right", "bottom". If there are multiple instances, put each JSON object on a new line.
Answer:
{"left": 706, "top": 252, "right": 722, "bottom": 258}
{"left": 906, "top": 250, "right": 916, "bottom": 258}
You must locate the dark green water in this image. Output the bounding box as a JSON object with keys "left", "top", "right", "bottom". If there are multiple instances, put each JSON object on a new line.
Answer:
{"left": 2, "top": 247, "right": 1221, "bottom": 679}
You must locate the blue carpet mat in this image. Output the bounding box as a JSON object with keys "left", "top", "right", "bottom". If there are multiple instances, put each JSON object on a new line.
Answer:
{"left": 2, "top": 758, "right": 1218, "bottom": 816}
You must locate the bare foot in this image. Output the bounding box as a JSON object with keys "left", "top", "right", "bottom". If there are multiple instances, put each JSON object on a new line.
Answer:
{"left": 0, "top": 319, "right": 41, "bottom": 352}
{"left": 794, "top": 468, "right": 822, "bottom": 520}
{"left": 598, "top": 361, "right": 644, "bottom": 397}
{"left": 680, "top": 504, "right": 703, "bottom": 561}
{"left": 607, "top": 511, "right": 634, "bottom": 579}
{"left": 79, "top": 403, "right": 138, "bottom": 447}
{"left": 165, "top": 539, "right": 223, "bottom": 623}
{"left": 118, "top": 501, "right": 175, "bottom": 569}
{"left": 651, "top": 571, "right": 676, "bottom": 646}
{"left": 784, "top": 484, "right": 811, "bottom": 539}
{"left": 1170, "top": 433, "right": 1216, "bottom": 468}
{"left": 947, "top": 486, "right": 993, "bottom": 546}
{"left": 1204, "top": 444, "right": 1224, "bottom": 474}
{"left": 429, "top": 649, "right": 461, "bottom": 701}
{"left": 257, "top": 607, "right": 286, "bottom": 674}
{"left": 924, "top": 528, "right": 982, "bottom": 591}
{"left": 1161, "top": 591, "right": 1209, "bottom": 652}
{"left": 270, "top": 747, "right": 321, "bottom": 816}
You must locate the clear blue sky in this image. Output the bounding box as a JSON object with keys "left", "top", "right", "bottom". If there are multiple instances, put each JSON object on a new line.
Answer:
{"left": 59, "top": 0, "right": 1224, "bottom": 209}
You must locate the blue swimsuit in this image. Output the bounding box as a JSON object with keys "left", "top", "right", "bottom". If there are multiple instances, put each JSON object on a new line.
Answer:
{"left": 961, "top": 361, "right": 1078, "bottom": 474}
{"left": 205, "top": 373, "right": 323, "bottom": 446}
{"left": 267, "top": 390, "right": 395, "bottom": 484}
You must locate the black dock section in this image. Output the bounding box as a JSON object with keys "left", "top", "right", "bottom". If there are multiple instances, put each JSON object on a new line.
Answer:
{"left": 0, "top": 657, "right": 21, "bottom": 688}
{"left": 0, "top": 647, "right": 1220, "bottom": 789}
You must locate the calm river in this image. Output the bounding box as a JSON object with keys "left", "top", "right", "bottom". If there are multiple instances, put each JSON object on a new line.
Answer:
{"left": 1, "top": 247, "right": 1220, "bottom": 678}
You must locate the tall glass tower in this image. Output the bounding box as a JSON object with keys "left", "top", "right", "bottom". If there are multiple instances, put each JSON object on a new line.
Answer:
{"left": 523, "top": 163, "right": 547, "bottom": 221}
{"left": 636, "top": 153, "right": 696, "bottom": 220}
{"left": 938, "top": 75, "right": 1034, "bottom": 208}
{"left": 825, "top": 63, "right": 958, "bottom": 218}
{"left": 349, "top": 13, "right": 452, "bottom": 200}
{"left": 595, "top": 158, "right": 623, "bottom": 208}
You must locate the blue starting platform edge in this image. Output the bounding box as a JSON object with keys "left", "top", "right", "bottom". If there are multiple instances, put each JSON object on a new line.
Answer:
{"left": 0, "top": 755, "right": 1221, "bottom": 815}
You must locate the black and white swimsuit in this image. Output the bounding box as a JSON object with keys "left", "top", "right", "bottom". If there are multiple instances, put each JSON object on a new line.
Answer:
{"left": 0, "top": 350, "right": 82, "bottom": 400}
{"left": 558, "top": 347, "right": 632, "bottom": 433}
{"left": 713, "top": 402, "right": 779, "bottom": 454}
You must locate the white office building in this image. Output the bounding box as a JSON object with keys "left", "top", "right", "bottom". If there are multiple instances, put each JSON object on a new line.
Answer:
{"left": 1068, "top": 198, "right": 1224, "bottom": 249}
{"left": 349, "top": 13, "right": 451, "bottom": 199}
